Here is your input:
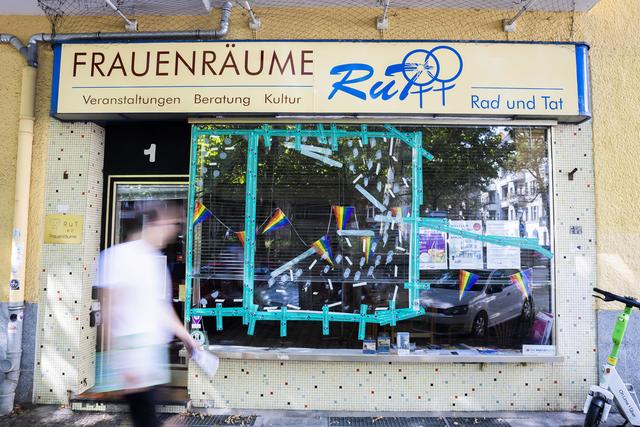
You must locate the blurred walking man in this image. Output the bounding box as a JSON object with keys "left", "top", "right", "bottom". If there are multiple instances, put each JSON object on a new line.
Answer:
{"left": 97, "top": 201, "right": 197, "bottom": 427}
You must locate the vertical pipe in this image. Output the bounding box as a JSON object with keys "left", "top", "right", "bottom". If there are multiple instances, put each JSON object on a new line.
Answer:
{"left": 0, "top": 65, "right": 37, "bottom": 415}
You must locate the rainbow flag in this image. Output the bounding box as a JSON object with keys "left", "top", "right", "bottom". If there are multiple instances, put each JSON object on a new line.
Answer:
{"left": 261, "top": 208, "right": 290, "bottom": 234}
{"left": 459, "top": 270, "right": 479, "bottom": 301}
{"left": 332, "top": 205, "right": 355, "bottom": 230}
{"left": 310, "top": 235, "right": 334, "bottom": 266}
{"left": 509, "top": 270, "right": 532, "bottom": 299}
{"left": 390, "top": 206, "right": 411, "bottom": 232}
{"left": 192, "top": 202, "right": 213, "bottom": 226}
{"left": 362, "top": 236, "right": 378, "bottom": 263}
{"left": 390, "top": 206, "right": 411, "bottom": 218}
{"left": 235, "top": 231, "right": 245, "bottom": 247}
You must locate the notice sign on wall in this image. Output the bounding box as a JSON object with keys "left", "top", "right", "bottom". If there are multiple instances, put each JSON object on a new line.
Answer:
{"left": 44, "top": 214, "right": 83, "bottom": 244}
{"left": 51, "top": 41, "right": 590, "bottom": 122}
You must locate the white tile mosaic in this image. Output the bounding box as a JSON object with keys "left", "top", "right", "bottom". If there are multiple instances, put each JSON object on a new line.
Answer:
{"left": 33, "top": 120, "right": 104, "bottom": 405}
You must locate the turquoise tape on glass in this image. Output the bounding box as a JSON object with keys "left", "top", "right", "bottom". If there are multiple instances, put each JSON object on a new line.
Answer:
{"left": 186, "top": 124, "right": 549, "bottom": 341}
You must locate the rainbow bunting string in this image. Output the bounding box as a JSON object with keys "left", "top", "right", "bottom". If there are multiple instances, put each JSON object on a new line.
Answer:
{"left": 509, "top": 270, "right": 532, "bottom": 299}
{"left": 332, "top": 205, "right": 355, "bottom": 230}
{"left": 235, "top": 231, "right": 245, "bottom": 247}
{"left": 390, "top": 206, "right": 411, "bottom": 232}
{"left": 311, "top": 235, "right": 334, "bottom": 266}
{"left": 261, "top": 208, "right": 290, "bottom": 234}
{"left": 362, "top": 236, "right": 378, "bottom": 263}
{"left": 192, "top": 202, "right": 213, "bottom": 226}
{"left": 459, "top": 270, "right": 479, "bottom": 301}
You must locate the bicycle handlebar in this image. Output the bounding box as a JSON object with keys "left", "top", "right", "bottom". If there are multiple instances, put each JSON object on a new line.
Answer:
{"left": 593, "top": 287, "right": 640, "bottom": 309}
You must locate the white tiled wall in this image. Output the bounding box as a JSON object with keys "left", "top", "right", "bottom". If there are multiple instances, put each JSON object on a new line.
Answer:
{"left": 33, "top": 120, "right": 104, "bottom": 404}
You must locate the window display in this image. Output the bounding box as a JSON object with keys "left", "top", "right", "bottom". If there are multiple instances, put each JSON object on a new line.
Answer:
{"left": 186, "top": 124, "right": 553, "bottom": 356}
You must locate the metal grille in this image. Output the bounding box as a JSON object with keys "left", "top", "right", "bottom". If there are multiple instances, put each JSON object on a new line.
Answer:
{"left": 329, "top": 417, "right": 448, "bottom": 427}
{"left": 160, "top": 413, "right": 258, "bottom": 426}
{"left": 445, "top": 418, "right": 511, "bottom": 427}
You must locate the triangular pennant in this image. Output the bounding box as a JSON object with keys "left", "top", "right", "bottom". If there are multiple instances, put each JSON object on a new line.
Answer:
{"left": 459, "top": 270, "right": 479, "bottom": 301}
{"left": 332, "top": 205, "right": 355, "bottom": 230}
{"left": 310, "top": 235, "right": 334, "bottom": 266}
{"left": 261, "top": 208, "right": 290, "bottom": 234}
{"left": 193, "top": 201, "right": 213, "bottom": 226}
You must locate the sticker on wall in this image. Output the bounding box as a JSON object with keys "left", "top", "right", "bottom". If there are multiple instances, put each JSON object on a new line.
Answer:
{"left": 191, "top": 330, "right": 207, "bottom": 345}
{"left": 191, "top": 315, "right": 202, "bottom": 330}
{"left": 9, "top": 279, "right": 19, "bottom": 291}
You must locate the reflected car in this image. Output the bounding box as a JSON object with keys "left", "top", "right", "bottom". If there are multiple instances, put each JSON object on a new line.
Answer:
{"left": 419, "top": 270, "right": 533, "bottom": 337}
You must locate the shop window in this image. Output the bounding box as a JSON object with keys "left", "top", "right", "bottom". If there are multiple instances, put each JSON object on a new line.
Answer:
{"left": 188, "top": 125, "right": 553, "bottom": 356}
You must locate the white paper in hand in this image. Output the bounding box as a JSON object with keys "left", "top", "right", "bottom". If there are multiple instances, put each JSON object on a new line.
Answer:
{"left": 192, "top": 349, "right": 219, "bottom": 377}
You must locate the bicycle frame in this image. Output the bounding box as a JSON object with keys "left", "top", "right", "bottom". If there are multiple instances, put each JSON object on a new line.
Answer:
{"left": 584, "top": 306, "right": 640, "bottom": 425}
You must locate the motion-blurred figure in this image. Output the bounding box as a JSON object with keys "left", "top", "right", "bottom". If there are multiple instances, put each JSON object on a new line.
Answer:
{"left": 97, "top": 201, "right": 197, "bottom": 427}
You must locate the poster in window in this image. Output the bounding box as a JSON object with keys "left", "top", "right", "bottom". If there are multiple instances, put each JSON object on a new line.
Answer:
{"left": 419, "top": 228, "right": 448, "bottom": 270}
{"left": 448, "top": 220, "right": 484, "bottom": 270}
{"left": 486, "top": 220, "right": 521, "bottom": 269}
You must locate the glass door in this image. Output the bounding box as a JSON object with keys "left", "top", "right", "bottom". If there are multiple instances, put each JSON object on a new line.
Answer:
{"left": 101, "top": 179, "right": 189, "bottom": 387}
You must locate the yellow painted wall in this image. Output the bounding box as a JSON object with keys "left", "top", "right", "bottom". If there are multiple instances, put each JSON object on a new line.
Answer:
{"left": 0, "top": 0, "right": 637, "bottom": 306}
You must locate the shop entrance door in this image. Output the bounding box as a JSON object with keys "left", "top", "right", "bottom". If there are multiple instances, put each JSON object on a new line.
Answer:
{"left": 100, "top": 177, "right": 189, "bottom": 389}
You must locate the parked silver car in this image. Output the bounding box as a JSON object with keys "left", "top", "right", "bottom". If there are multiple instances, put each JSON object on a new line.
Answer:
{"left": 419, "top": 270, "right": 533, "bottom": 337}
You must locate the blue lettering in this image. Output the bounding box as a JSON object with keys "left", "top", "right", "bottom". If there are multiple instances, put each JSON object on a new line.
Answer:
{"left": 370, "top": 81, "right": 398, "bottom": 100}
{"left": 328, "top": 47, "right": 462, "bottom": 108}
{"left": 385, "top": 63, "right": 412, "bottom": 100}
{"left": 328, "top": 63, "right": 374, "bottom": 101}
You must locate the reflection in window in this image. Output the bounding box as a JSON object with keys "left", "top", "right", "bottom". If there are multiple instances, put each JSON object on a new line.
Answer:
{"left": 190, "top": 125, "right": 553, "bottom": 353}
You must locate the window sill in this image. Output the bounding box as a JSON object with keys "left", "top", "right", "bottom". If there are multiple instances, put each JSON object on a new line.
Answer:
{"left": 203, "top": 345, "right": 564, "bottom": 364}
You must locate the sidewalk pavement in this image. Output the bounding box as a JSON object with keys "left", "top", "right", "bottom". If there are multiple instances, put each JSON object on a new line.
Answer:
{"left": 0, "top": 405, "right": 629, "bottom": 426}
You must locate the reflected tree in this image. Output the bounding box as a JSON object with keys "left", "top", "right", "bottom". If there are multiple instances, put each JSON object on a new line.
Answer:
{"left": 419, "top": 127, "right": 516, "bottom": 217}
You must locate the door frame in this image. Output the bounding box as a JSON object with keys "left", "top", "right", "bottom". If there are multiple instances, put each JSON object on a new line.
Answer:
{"left": 103, "top": 174, "right": 189, "bottom": 249}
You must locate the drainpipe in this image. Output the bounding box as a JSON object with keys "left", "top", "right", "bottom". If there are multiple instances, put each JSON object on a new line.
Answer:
{"left": 0, "top": 0, "right": 232, "bottom": 414}
{"left": 0, "top": 35, "right": 32, "bottom": 415}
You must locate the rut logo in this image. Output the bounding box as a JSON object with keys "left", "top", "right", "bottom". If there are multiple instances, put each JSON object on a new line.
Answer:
{"left": 328, "top": 46, "right": 463, "bottom": 109}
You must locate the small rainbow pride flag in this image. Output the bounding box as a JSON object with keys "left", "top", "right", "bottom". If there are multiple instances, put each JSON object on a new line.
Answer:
{"left": 235, "top": 231, "right": 245, "bottom": 247}
{"left": 390, "top": 206, "right": 411, "bottom": 232}
{"left": 192, "top": 202, "right": 213, "bottom": 226}
{"left": 311, "top": 235, "right": 334, "bottom": 266}
{"left": 509, "top": 270, "right": 532, "bottom": 299}
{"left": 261, "top": 208, "right": 290, "bottom": 234}
{"left": 362, "top": 236, "right": 378, "bottom": 263}
{"left": 332, "top": 205, "right": 355, "bottom": 230}
{"left": 459, "top": 270, "right": 479, "bottom": 301}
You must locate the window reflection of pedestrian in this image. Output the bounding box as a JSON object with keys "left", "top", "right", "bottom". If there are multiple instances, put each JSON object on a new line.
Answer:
{"left": 97, "top": 202, "right": 198, "bottom": 427}
{"left": 519, "top": 218, "right": 527, "bottom": 238}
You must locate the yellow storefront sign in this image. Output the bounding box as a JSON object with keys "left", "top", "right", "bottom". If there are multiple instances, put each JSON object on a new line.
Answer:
{"left": 52, "top": 41, "right": 590, "bottom": 122}
{"left": 44, "top": 214, "right": 83, "bottom": 244}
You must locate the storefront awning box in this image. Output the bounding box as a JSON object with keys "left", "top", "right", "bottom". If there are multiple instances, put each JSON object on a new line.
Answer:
{"left": 51, "top": 40, "right": 591, "bottom": 123}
